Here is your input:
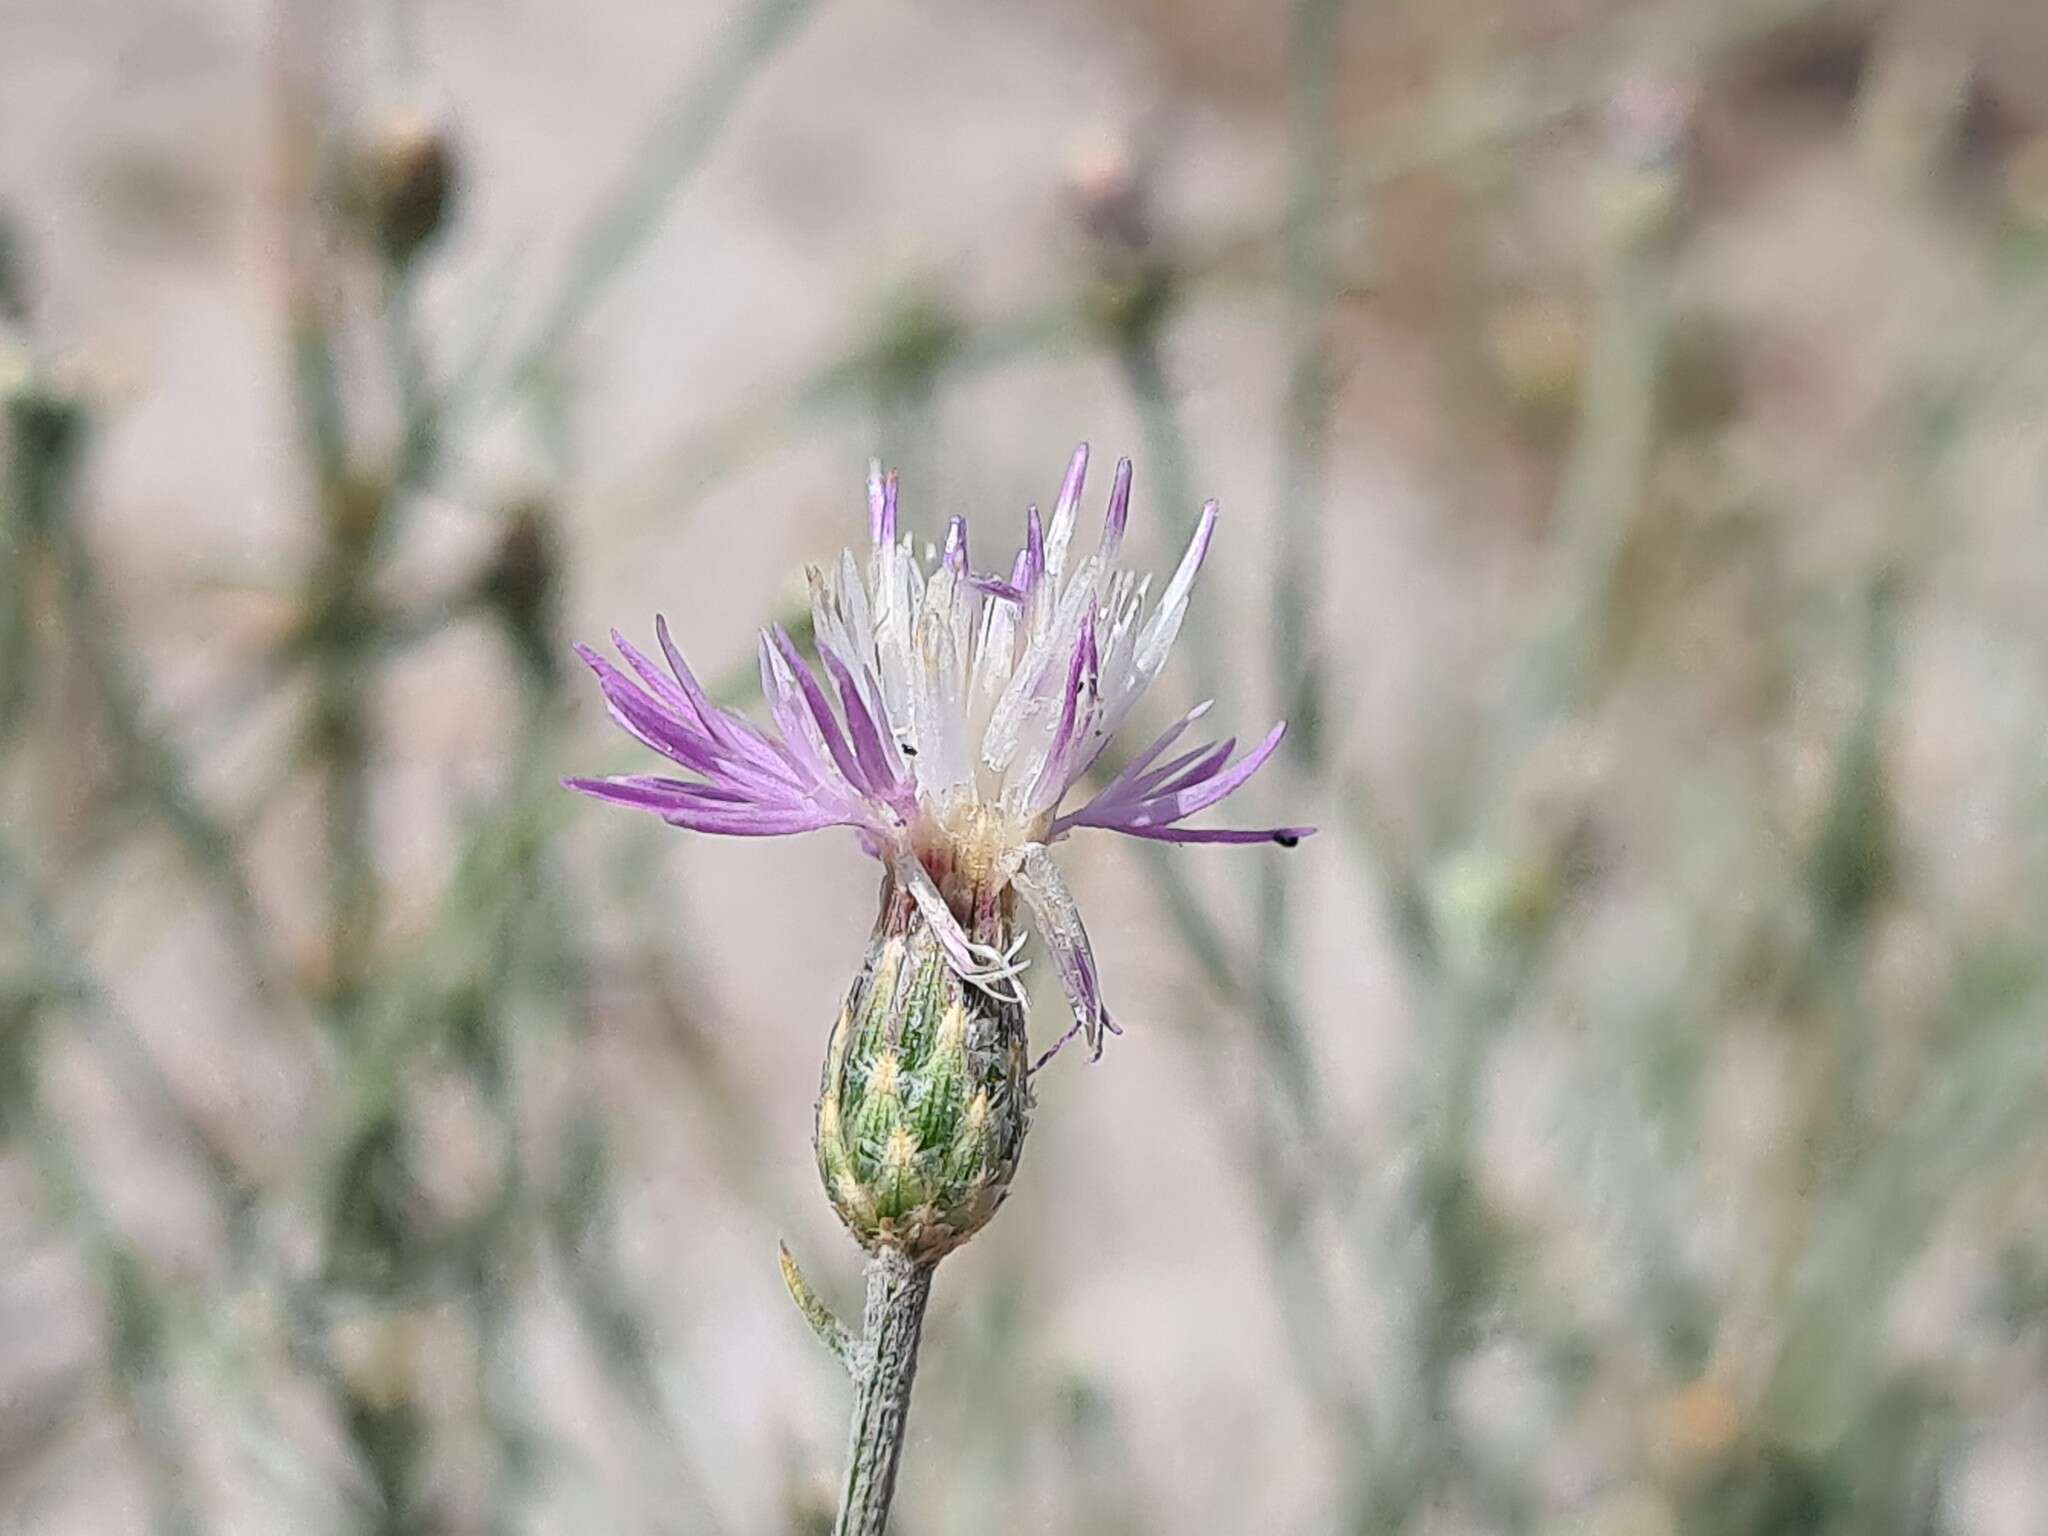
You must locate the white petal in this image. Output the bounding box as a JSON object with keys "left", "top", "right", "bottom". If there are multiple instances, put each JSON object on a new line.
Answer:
{"left": 1043, "top": 443, "right": 1088, "bottom": 589}
{"left": 1010, "top": 843, "right": 1107, "bottom": 1056}
{"left": 1133, "top": 502, "right": 1215, "bottom": 682}
{"left": 890, "top": 846, "right": 1028, "bottom": 1004}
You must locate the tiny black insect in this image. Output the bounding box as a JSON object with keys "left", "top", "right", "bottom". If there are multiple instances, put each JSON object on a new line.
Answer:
{"left": 901, "top": 743, "right": 918, "bottom": 757}
{"left": 1274, "top": 831, "right": 1300, "bottom": 848}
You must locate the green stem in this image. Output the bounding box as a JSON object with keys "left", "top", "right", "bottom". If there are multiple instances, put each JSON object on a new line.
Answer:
{"left": 1257, "top": 0, "right": 1344, "bottom": 1124}
{"left": 21, "top": 1070, "right": 201, "bottom": 1536}
{"left": 499, "top": 0, "right": 821, "bottom": 402}
{"left": 1109, "top": 205, "right": 1368, "bottom": 1473}
{"left": 0, "top": 833, "right": 257, "bottom": 1227}
{"left": 834, "top": 1249, "right": 934, "bottom": 1536}
{"left": 16, "top": 398, "right": 286, "bottom": 1002}
{"left": 1270, "top": 0, "right": 1342, "bottom": 765}
{"left": 315, "top": 622, "right": 376, "bottom": 1009}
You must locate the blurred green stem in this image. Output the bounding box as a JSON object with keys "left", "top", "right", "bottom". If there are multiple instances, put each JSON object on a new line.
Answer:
{"left": 1270, "top": 0, "right": 1341, "bottom": 769}
{"left": 1518, "top": 176, "right": 1674, "bottom": 723}
{"left": 0, "top": 833, "right": 257, "bottom": 1240}
{"left": 311, "top": 525, "right": 379, "bottom": 1011}
{"left": 385, "top": 264, "right": 437, "bottom": 490}
{"left": 1112, "top": 325, "right": 1339, "bottom": 1158}
{"left": 1339, "top": 0, "right": 1828, "bottom": 205}
{"left": 1258, "top": 0, "right": 1347, "bottom": 1183}
{"left": 0, "top": 472, "right": 31, "bottom": 739}
{"left": 15, "top": 395, "right": 287, "bottom": 1002}
{"left": 496, "top": 0, "right": 822, "bottom": 405}
{"left": 592, "top": 0, "right": 1836, "bottom": 555}
{"left": 1107, "top": 128, "right": 1366, "bottom": 1469}
{"left": 21, "top": 1069, "right": 201, "bottom": 1536}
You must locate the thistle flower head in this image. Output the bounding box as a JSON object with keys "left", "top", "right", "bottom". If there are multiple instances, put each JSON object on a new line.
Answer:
{"left": 567, "top": 446, "right": 1310, "bottom": 1062}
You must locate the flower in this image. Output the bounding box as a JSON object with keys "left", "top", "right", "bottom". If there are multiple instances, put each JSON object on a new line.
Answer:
{"left": 566, "top": 445, "right": 1310, "bottom": 1064}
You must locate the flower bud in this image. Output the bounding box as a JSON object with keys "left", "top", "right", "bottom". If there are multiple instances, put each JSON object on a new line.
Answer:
{"left": 1063, "top": 126, "right": 1176, "bottom": 349}
{"left": 1593, "top": 74, "right": 1699, "bottom": 246}
{"left": 359, "top": 109, "right": 456, "bottom": 266}
{"left": 1483, "top": 296, "right": 1583, "bottom": 433}
{"left": 815, "top": 884, "right": 1031, "bottom": 1263}
{"left": 479, "top": 497, "right": 561, "bottom": 689}
{"left": 1063, "top": 127, "right": 1154, "bottom": 254}
{"left": 329, "top": 1306, "right": 428, "bottom": 1415}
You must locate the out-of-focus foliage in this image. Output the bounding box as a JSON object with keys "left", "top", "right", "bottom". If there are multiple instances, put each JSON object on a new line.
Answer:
{"left": 3, "top": 0, "right": 2047, "bottom": 1531}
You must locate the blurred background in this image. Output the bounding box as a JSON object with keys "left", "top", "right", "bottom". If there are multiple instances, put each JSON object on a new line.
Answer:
{"left": 4, "top": 0, "right": 2048, "bottom": 1531}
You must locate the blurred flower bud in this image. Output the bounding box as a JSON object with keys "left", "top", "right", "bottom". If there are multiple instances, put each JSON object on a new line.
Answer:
{"left": 4, "top": 380, "right": 84, "bottom": 460}
{"left": 4, "top": 372, "right": 87, "bottom": 536}
{"left": 1430, "top": 825, "right": 1575, "bottom": 984}
{"left": 330, "top": 1307, "right": 427, "bottom": 1415}
{"left": 359, "top": 108, "right": 457, "bottom": 266}
{"left": 1065, "top": 127, "right": 1155, "bottom": 253}
{"left": 322, "top": 464, "right": 392, "bottom": 553}
{"left": 480, "top": 497, "right": 561, "bottom": 688}
{"left": 1662, "top": 1376, "right": 1742, "bottom": 1466}
{"left": 1596, "top": 74, "right": 1699, "bottom": 242}
{"left": 1064, "top": 126, "right": 1175, "bottom": 347}
{"left": 1607, "top": 74, "right": 1700, "bottom": 174}
{"left": 815, "top": 880, "right": 1031, "bottom": 1263}
{"left": 1483, "top": 296, "right": 1583, "bottom": 433}
{"left": 1722, "top": 13, "right": 1871, "bottom": 117}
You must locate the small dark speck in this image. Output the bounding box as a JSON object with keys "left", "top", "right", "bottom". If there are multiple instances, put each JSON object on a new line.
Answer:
{"left": 1274, "top": 832, "right": 1300, "bottom": 848}
{"left": 901, "top": 744, "right": 918, "bottom": 757}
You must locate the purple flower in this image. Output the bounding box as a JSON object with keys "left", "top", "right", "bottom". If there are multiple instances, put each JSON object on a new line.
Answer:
{"left": 567, "top": 447, "right": 1311, "bottom": 1061}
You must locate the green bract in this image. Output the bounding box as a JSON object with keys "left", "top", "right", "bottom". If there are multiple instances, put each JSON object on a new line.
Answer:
{"left": 816, "top": 898, "right": 1031, "bottom": 1263}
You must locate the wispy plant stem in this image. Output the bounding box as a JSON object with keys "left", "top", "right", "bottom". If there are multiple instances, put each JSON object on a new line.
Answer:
{"left": 498, "top": 0, "right": 822, "bottom": 402}
{"left": 834, "top": 1249, "right": 934, "bottom": 1536}
{"left": 15, "top": 395, "right": 286, "bottom": 1001}
{"left": 1259, "top": 0, "right": 1344, "bottom": 1070}
{"left": 1271, "top": 0, "right": 1342, "bottom": 754}
{"left": 1517, "top": 178, "right": 1672, "bottom": 726}
{"left": 26, "top": 1122, "right": 202, "bottom": 1536}
{"left": 314, "top": 621, "right": 376, "bottom": 1008}
{"left": 1106, "top": 154, "right": 1366, "bottom": 1466}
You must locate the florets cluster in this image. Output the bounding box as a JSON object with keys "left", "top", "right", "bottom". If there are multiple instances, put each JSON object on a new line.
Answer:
{"left": 568, "top": 446, "right": 1308, "bottom": 1062}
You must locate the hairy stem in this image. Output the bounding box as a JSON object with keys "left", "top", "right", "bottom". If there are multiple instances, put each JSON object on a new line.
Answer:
{"left": 834, "top": 1249, "right": 933, "bottom": 1536}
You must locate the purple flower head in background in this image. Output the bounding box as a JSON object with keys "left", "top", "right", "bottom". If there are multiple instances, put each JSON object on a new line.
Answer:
{"left": 566, "top": 446, "right": 1311, "bottom": 1063}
